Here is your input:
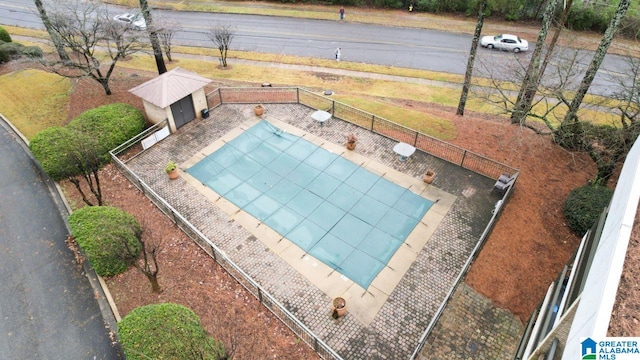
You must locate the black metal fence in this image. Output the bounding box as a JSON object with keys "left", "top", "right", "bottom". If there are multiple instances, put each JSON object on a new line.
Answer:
{"left": 110, "top": 145, "right": 342, "bottom": 360}
{"left": 207, "top": 87, "right": 518, "bottom": 180}
{"left": 410, "top": 174, "right": 517, "bottom": 359}
{"left": 113, "top": 86, "right": 519, "bottom": 360}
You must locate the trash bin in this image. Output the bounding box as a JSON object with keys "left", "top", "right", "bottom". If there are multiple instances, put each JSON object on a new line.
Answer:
{"left": 201, "top": 108, "right": 210, "bottom": 119}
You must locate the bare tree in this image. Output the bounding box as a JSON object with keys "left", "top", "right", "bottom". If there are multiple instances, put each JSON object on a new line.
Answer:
{"left": 122, "top": 226, "right": 162, "bottom": 293}
{"left": 475, "top": 45, "right": 640, "bottom": 186}
{"left": 138, "top": 0, "right": 167, "bottom": 74}
{"left": 558, "top": 0, "right": 631, "bottom": 144}
{"left": 613, "top": 57, "right": 640, "bottom": 128}
{"left": 456, "top": 0, "right": 487, "bottom": 116}
{"left": 33, "top": 0, "right": 69, "bottom": 62}
{"left": 45, "top": 0, "right": 143, "bottom": 95}
{"left": 583, "top": 54, "right": 640, "bottom": 185}
{"left": 208, "top": 24, "right": 234, "bottom": 67}
{"left": 510, "top": 0, "right": 560, "bottom": 124}
{"left": 511, "top": 0, "right": 573, "bottom": 123}
{"left": 473, "top": 42, "right": 585, "bottom": 133}
{"left": 155, "top": 17, "right": 181, "bottom": 62}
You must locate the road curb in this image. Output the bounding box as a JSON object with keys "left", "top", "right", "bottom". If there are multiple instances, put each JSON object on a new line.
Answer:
{"left": 0, "top": 112, "right": 124, "bottom": 355}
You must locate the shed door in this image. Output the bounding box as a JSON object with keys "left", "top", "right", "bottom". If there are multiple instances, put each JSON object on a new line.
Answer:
{"left": 170, "top": 94, "right": 196, "bottom": 129}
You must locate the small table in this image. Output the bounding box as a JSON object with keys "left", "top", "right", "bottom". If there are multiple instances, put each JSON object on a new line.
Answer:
{"left": 311, "top": 110, "right": 332, "bottom": 127}
{"left": 393, "top": 142, "right": 416, "bottom": 161}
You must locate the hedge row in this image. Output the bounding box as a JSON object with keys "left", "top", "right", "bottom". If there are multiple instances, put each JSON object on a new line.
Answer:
{"left": 30, "top": 103, "right": 145, "bottom": 180}
{"left": 0, "top": 26, "right": 42, "bottom": 64}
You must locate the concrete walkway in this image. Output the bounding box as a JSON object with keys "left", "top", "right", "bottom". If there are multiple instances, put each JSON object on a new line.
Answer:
{"left": 0, "top": 117, "right": 121, "bottom": 359}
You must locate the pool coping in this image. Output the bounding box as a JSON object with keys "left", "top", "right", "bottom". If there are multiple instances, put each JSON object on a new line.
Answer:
{"left": 120, "top": 103, "right": 504, "bottom": 359}
{"left": 180, "top": 118, "right": 456, "bottom": 326}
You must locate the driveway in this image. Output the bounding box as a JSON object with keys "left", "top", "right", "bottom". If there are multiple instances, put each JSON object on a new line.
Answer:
{"left": 0, "top": 117, "right": 121, "bottom": 359}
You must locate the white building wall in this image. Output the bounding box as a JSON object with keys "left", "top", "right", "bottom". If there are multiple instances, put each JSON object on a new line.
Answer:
{"left": 562, "top": 136, "right": 640, "bottom": 359}
{"left": 142, "top": 100, "right": 169, "bottom": 125}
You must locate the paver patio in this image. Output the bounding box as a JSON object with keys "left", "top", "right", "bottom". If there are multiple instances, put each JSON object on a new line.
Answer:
{"left": 119, "top": 103, "right": 522, "bottom": 359}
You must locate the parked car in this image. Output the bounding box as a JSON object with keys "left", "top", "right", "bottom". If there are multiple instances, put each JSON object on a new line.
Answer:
{"left": 480, "top": 34, "right": 528, "bottom": 53}
{"left": 113, "top": 13, "right": 147, "bottom": 30}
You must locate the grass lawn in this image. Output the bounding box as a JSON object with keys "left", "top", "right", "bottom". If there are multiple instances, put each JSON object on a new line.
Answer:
{"left": 0, "top": 11, "right": 622, "bottom": 140}
{"left": 0, "top": 69, "right": 71, "bottom": 139}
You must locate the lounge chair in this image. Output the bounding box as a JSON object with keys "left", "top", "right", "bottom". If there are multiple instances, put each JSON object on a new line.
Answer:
{"left": 494, "top": 173, "right": 516, "bottom": 195}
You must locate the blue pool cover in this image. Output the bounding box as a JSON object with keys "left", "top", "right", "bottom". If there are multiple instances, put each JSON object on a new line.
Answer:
{"left": 187, "top": 121, "right": 433, "bottom": 289}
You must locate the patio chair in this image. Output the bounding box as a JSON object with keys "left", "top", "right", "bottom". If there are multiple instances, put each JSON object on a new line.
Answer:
{"left": 494, "top": 173, "right": 516, "bottom": 196}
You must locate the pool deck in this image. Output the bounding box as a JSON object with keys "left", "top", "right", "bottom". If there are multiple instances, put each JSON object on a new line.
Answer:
{"left": 123, "top": 103, "right": 523, "bottom": 359}
{"left": 181, "top": 117, "right": 456, "bottom": 327}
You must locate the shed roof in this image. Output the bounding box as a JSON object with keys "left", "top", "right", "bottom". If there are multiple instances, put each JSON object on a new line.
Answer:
{"left": 128, "top": 67, "right": 212, "bottom": 108}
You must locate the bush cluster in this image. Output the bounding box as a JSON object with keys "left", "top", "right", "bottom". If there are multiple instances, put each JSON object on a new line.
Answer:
{"left": 566, "top": 3, "right": 612, "bottom": 33}
{"left": 119, "top": 303, "right": 226, "bottom": 360}
{"left": 30, "top": 104, "right": 145, "bottom": 180}
{"left": 0, "top": 27, "right": 43, "bottom": 64}
{"left": 68, "top": 206, "right": 142, "bottom": 276}
{"left": 321, "top": 0, "right": 640, "bottom": 35}
{"left": 0, "top": 42, "right": 43, "bottom": 64}
{"left": 564, "top": 185, "right": 614, "bottom": 236}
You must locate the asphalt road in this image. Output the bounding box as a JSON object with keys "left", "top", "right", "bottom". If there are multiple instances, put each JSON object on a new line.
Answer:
{"left": 0, "top": 118, "right": 121, "bottom": 360}
{"left": 0, "top": 0, "right": 630, "bottom": 95}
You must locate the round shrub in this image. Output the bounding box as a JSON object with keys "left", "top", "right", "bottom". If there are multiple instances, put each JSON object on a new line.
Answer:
{"left": 69, "top": 103, "right": 145, "bottom": 161}
{"left": 30, "top": 127, "right": 85, "bottom": 181}
{"left": 119, "top": 303, "right": 225, "bottom": 360}
{"left": 0, "top": 26, "right": 11, "bottom": 43}
{"left": 68, "top": 206, "right": 142, "bottom": 276}
{"left": 564, "top": 185, "right": 614, "bottom": 235}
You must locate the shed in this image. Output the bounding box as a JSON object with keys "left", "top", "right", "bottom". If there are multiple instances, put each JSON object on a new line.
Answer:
{"left": 129, "top": 67, "right": 212, "bottom": 132}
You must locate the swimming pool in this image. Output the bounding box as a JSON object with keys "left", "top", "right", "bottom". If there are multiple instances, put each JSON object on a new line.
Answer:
{"left": 187, "top": 121, "right": 433, "bottom": 289}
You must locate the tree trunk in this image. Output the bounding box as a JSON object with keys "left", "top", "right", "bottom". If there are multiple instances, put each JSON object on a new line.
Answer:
{"left": 139, "top": 0, "right": 167, "bottom": 74}
{"left": 69, "top": 178, "right": 95, "bottom": 206}
{"left": 98, "top": 78, "right": 112, "bottom": 95}
{"left": 510, "top": 0, "right": 558, "bottom": 124}
{"left": 145, "top": 273, "right": 161, "bottom": 293}
{"left": 519, "top": 0, "right": 574, "bottom": 124}
{"left": 561, "top": 0, "right": 631, "bottom": 126}
{"left": 538, "top": 0, "right": 573, "bottom": 86}
{"left": 80, "top": 171, "right": 103, "bottom": 206}
{"left": 456, "top": 0, "right": 486, "bottom": 116}
{"left": 90, "top": 169, "right": 102, "bottom": 206}
{"left": 589, "top": 148, "right": 617, "bottom": 186}
{"left": 150, "top": 31, "right": 167, "bottom": 74}
{"left": 220, "top": 45, "right": 228, "bottom": 67}
{"left": 34, "top": 0, "right": 70, "bottom": 62}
